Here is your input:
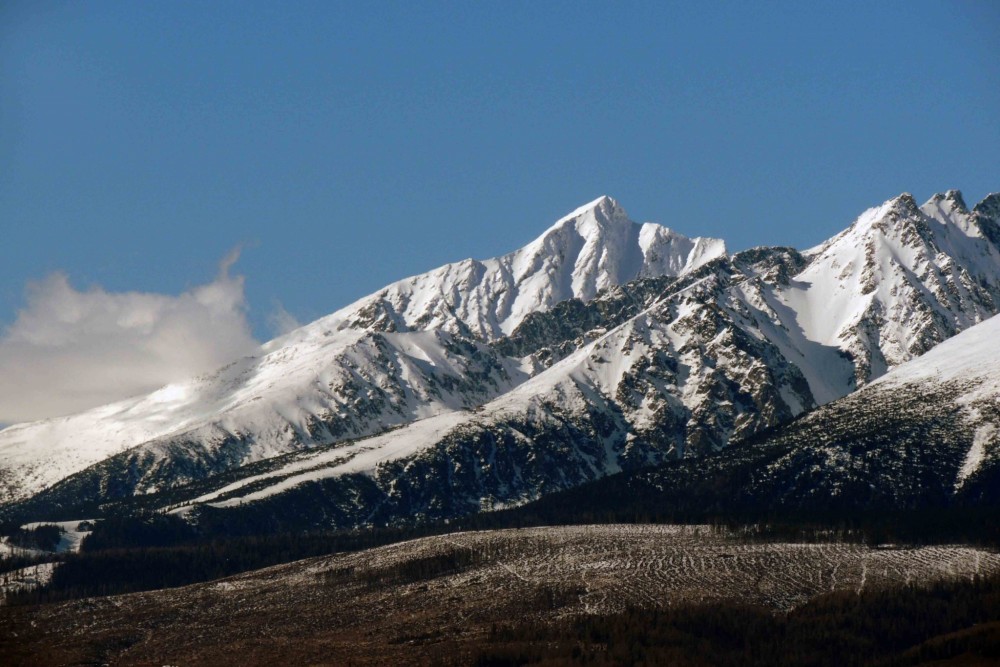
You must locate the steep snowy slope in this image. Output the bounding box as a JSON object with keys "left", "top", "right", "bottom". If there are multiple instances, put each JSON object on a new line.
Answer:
{"left": 867, "top": 305, "right": 1000, "bottom": 397}
{"left": 0, "top": 197, "right": 723, "bottom": 503}
{"left": 0, "top": 330, "right": 527, "bottom": 503}
{"left": 776, "top": 190, "right": 1000, "bottom": 393}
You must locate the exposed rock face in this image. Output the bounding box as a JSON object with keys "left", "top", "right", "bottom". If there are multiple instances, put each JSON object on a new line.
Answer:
{"left": 610, "top": 311, "right": 1000, "bottom": 514}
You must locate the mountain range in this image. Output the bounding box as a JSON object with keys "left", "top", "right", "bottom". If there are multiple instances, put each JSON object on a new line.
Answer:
{"left": 2, "top": 189, "right": 999, "bottom": 530}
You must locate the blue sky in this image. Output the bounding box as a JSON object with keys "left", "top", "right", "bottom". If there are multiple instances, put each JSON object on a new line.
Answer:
{"left": 1, "top": 1, "right": 998, "bottom": 421}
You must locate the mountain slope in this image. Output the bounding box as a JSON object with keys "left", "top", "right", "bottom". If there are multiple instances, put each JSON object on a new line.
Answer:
{"left": 0, "top": 330, "right": 527, "bottom": 503}
{"left": 115, "top": 192, "right": 994, "bottom": 532}
{"left": 774, "top": 190, "right": 1000, "bottom": 394}
{"left": 343, "top": 195, "right": 727, "bottom": 339}
{"left": 4, "top": 259, "right": 817, "bottom": 525}
{"left": 688, "top": 308, "right": 1000, "bottom": 509}
{"left": 7, "top": 190, "right": 999, "bottom": 530}
{"left": 0, "top": 197, "right": 723, "bottom": 503}
{"left": 228, "top": 308, "right": 999, "bottom": 535}
{"left": 522, "top": 311, "right": 1000, "bottom": 522}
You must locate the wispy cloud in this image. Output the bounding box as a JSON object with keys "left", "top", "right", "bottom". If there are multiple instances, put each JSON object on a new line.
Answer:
{"left": 267, "top": 301, "right": 301, "bottom": 337}
{"left": 0, "top": 251, "right": 259, "bottom": 424}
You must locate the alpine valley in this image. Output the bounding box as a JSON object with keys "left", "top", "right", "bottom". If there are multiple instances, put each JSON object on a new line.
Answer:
{"left": 3, "top": 189, "right": 1000, "bottom": 533}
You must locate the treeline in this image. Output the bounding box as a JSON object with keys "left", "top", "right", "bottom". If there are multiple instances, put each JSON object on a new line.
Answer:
{"left": 74, "top": 483, "right": 1000, "bottom": 553}
{"left": 468, "top": 573, "right": 1000, "bottom": 666}
{"left": 5, "top": 524, "right": 62, "bottom": 552}
{"left": 349, "top": 547, "right": 486, "bottom": 588}
{"left": 473, "top": 465, "right": 1000, "bottom": 548}
{"left": 4, "top": 515, "right": 466, "bottom": 605}
{"left": 10, "top": 502, "right": 998, "bottom": 607}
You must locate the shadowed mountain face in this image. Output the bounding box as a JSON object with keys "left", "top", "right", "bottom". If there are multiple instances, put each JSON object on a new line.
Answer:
{"left": 3, "top": 190, "right": 1000, "bottom": 532}
{"left": 505, "top": 313, "right": 1000, "bottom": 527}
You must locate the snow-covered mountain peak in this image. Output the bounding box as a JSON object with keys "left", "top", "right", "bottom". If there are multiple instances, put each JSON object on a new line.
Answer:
{"left": 550, "top": 194, "right": 626, "bottom": 226}
{"left": 926, "top": 189, "right": 968, "bottom": 213}
{"left": 806, "top": 193, "right": 918, "bottom": 253}
{"left": 922, "top": 192, "right": 988, "bottom": 241}
{"left": 776, "top": 188, "right": 1000, "bottom": 394}
{"left": 330, "top": 197, "right": 726, "bottom": 341}
{"left": 524, "top": 194, "right": 637, "bottom": 271}
{"left": 868, "top": 192, "right": 921, "bottom": 229}
{"left": 800, "top": 193, "right": 905, "bottom": 261}
{"left": 811, "top": 190, "right": 992, "bottom": 256}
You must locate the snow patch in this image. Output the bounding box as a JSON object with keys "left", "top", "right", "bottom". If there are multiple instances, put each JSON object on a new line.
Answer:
{"left": 956, "top": 423, "right": 995, "bottom": 489}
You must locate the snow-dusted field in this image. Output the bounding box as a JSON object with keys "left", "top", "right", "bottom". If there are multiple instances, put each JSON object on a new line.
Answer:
{"left": 5, "top": 524, "right": 999, "bottom": 666}
{"left": 306, "top": 525, "right": 1000, "bottom": 612}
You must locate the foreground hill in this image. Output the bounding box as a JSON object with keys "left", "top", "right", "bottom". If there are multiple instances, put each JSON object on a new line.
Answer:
{"left": 4, "top": 525, "right": 1000, "bottom": 666}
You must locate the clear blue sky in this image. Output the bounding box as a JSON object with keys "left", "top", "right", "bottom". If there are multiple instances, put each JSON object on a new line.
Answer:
{"left": 3, "top": 0, "right": 999, "bottom": 337}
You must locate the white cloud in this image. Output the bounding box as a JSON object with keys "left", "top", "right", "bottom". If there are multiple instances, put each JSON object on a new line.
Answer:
{"left": 0, "top": 252, "right": 259, "bottom": 424}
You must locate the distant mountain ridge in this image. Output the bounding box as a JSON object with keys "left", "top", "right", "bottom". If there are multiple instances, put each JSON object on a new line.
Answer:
{"left": 2, "top": 189, "right": 999, "bottom": 531}
{"left": 0, "top": 196, "right": 725, "bottom": 504}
